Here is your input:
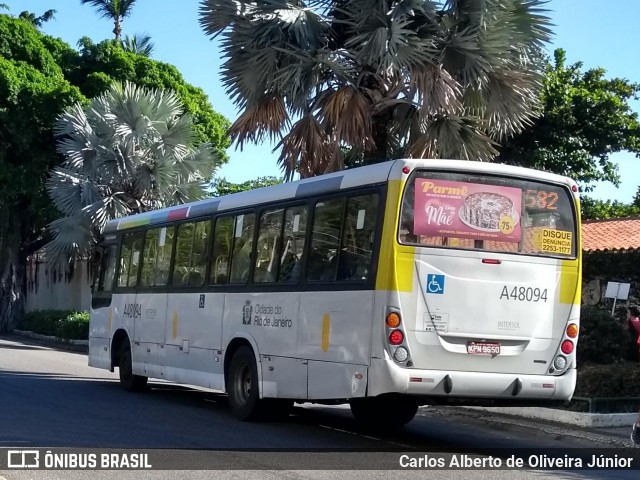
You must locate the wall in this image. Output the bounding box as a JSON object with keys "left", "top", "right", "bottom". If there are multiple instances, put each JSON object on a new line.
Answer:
{"left": 581, "top": 249, "right": 640, "bottom": 307}
{"left": 25, "top": 256, "right": 92, "bottom": 312}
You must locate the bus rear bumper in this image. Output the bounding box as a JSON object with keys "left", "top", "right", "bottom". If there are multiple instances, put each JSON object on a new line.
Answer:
{"left": 368, "top": 357, "right": 576, "bottom": 403}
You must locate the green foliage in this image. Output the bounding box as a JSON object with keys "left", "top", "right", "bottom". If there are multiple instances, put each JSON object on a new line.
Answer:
{"left": 0, "top": 14, "right": 229, "bottom": 330}
{"left": 574, "top": 362, "right": 640, "bottom": 401}
{"left": 18, "top": 9, "right": 56, "bottom": 28}
{"left": 57, "top": 311, "right": 90, "bottom": 340}
{"left": 581, "top": 195, "right": 640, "bottom": 220}
{"left": 577, "top": 306, "right": 632, "bottom": 365}
{"left": 211, "top": 177, "right": 283, "bottom": 197}
{"left": 120, "top": 33, "right": 154, "bottom": 57}
{"left": 583, "top": 250, "right": 640, "bottom": 308}
{"left": 71, "top": 37, "right": 230, "bottom": 161}
{"left": 0, "top": 14, "right": 85, "bottom": 250}
{"left": 21, "top": 310, "right": 89, "bottom": 340}
{"left": 499, "top": 49, "right": 640, "bottom": 188}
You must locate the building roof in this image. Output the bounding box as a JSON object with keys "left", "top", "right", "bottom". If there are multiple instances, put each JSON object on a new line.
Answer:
{"left": 582, "top": 216, "right": 640, "bottom": 252}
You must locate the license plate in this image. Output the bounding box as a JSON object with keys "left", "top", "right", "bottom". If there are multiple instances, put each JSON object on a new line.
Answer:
{"left": 467, "top": 342, "right": 500, "bottom": 356}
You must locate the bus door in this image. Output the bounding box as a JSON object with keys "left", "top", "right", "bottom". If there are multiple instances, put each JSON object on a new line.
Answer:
{"left": 131, "top": 226, "right": 174, "bottom": 376}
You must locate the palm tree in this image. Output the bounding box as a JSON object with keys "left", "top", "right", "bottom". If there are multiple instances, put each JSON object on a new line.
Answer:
{"left": 80, "top": 0, "right": 137, "bottom": 41}
{"left": 18, "top": 9, "right": 57, "bottom": 27}
{"left": 46, "top": 81, "right": 220, "bottom": 267}
{"left": 121, "top": 33, "right": 155, "bottom": 56}
{"left": 199, "top": 0, "right": 552, "bottom": 179}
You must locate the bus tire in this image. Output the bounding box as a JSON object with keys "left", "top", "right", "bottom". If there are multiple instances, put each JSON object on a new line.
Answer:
{"left": 227, "top": 346, "right": 263, "bottom": 421}
{"left": 118, "top": 340, "right": 148, "bottom": 392}
{"left": 349, "top": 396, "right": 418, "bottom": 428}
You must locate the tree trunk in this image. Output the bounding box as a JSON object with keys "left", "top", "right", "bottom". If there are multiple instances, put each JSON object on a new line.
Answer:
{"left": 364, "top": 111, "right": 392, "bottom": 165}
{"left": 0, "top": 210, "right": 26, "bottom": 332}
{"left": 113, "top": 18, "right": 122, "bottom": 41}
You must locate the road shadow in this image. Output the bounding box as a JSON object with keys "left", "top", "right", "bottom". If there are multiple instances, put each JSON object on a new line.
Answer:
{"left": 0, "top": 333, "right": 88, "bottom": 354}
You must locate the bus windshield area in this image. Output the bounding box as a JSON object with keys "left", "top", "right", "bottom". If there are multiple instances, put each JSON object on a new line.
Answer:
{"left": 398, "top": 170, "right": 578, "bottom": 259}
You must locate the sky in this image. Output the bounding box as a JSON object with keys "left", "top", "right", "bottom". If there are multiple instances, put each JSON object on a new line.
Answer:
{"left": 8, "top": 0, "right": 640, "bottom": 203}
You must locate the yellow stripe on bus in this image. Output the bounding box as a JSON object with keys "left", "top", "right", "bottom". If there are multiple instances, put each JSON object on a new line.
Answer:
{"left": 558, "top": 194, "right": 582, "bottom": 305}
{"left": 172, "top": 311, "right": 178, "bottom": 339}
{"left": 559, "top": 260, "right": 580, "bottom": 305}
{"left": 376, "top": 180, "right": 414, "bottom": 292}
{"left": 322, "top": 313, "right": 330, "bottom": 352}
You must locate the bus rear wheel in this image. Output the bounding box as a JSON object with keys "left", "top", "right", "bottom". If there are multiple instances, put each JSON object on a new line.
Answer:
{"left": 118, "top": 340, "right": 148, "bottom": 392}
{"left": 227, "top": 346, "right": 263, "bottom": 421}
{"left": 349, "top": 396, "right": 418, "bottom": 428}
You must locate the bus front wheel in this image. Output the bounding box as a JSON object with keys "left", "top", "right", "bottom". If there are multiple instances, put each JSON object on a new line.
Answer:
{"left": 349, "top": 396, "right": 418, "bottom": 428}
{"left": 227, "top": 346, "right": 263, "bottom": 421}
{"left": 118, "top": 341, "right": 148, "bottom": 392}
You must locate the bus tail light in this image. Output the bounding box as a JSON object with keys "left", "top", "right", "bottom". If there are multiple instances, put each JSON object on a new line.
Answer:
{"left": 386, "top": 312, "right": 401, "bottom": 328}
{"left": 389, "top": 330, "right": 404, "bottom": 345}
{"left": 566, "top": 323, "right": 578, "bottom": 338}
{"left": 561, "top": 340, "right": 573, "bottom": 354}
{"left": 553, "top": 355, "right": 567, "bottom": 370}
{"left": 394, "top": 347, "right": 409, "bottom": 362}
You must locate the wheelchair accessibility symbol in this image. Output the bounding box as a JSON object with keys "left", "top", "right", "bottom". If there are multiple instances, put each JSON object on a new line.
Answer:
{"left": 426, "top": 274, "right": 445, "bottom": 294}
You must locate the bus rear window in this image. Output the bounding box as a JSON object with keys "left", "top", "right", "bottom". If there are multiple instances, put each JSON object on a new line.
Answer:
{"left": 398, "top": 171, "right": 577, "bottom": 258}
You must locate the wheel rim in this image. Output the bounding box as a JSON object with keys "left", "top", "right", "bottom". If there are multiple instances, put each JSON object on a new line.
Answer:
{"left": 234, "top": 363, "right": 252, "bottom": 405}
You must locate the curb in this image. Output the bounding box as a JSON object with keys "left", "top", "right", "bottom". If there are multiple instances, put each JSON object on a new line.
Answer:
{"left": 463, "top": 406, "right": 636, "bottom": 428}
{"left": 12, "top": 329, "right": 88, "bottom": 346}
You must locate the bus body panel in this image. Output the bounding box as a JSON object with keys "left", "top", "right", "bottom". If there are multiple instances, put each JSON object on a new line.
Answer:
{"left": 405, "top": 251, "right": 578, "bottom": 375}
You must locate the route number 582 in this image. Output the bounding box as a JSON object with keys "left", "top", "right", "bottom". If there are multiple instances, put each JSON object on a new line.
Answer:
{"left": 525, "top": 190, "right": 558, "bottom": 210}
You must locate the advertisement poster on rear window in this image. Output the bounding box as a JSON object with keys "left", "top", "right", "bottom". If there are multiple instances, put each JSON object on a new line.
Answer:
{"left": 413, "top": 179, "right": 523, "bottom": 243}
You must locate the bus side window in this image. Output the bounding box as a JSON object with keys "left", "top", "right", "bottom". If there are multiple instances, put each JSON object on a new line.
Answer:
{"left": 117, "top": 233, "right": 137, "bottom": 288}
{"left": 254, "top": 208, "right": 284, "bottom": 283}
{"left": 153, "top": 227, "right": 174, "bottom": 286}
{"left": 173, "top": 222, "right": 196, "bottom": 287}
{"left": 278, "top": 205, "right": 308, "bottom": 283}
{"left": 140, "top": 229, "right": 159, "bottom": 287}
{"left": 98, "top": 245, "right": 117, "bottom": 292}
{"left": 307, "top": 198, "right": 345, "bottom": 282}
{"left": 338, "top": 194, "right": 379, "bottom": 281}
{"left": 229, "top": 213, "right": 256, "bottom": 284}
{"left": 210, "top": 216, "right": 234, "bottom": 284}
{"left": 190, "top": 220, "right": 211, "bottom": 286}
{"left": 127, "top": 235, "right": 143, "bottom": 287}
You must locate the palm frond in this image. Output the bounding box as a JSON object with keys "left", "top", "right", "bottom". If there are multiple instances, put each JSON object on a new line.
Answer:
{"left": 80, "top": 0, "right": 137, "bottom": 20}
{"left": 276, "top": 115, "right": 329, "bottom": 180}
{"left": 229, "top": 95, "right": 289, "bottom": 149}
{"left": 121, "top": 33, "right": 155, "bottom": 57}
{"left": 318, "top": 86, "right": 375, "bottom": 149}
{"left": 47, "top": 79, "right": 215, "bottom": 265}
{"left": 408, "top": 65, "right": 463, "bottom": 116}
{"left": 199, "top": 0, "right": 247, "bottom": 37}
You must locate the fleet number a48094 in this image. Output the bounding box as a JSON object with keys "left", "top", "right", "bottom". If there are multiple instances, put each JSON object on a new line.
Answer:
{"left": 500, "top": 286, "right": 548, "bottom": 302}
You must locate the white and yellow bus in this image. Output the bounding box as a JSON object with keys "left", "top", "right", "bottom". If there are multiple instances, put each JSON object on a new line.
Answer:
{"left": 89, "top": 159, "right": 582, "bottom": 426}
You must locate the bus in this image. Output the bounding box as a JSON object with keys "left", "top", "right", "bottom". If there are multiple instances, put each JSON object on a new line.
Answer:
{"left": 89, "top": 159, "right": 582, "bottom": 427}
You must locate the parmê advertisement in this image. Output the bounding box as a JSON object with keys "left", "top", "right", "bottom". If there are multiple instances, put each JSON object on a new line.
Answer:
{"left": 413, "top": 179, "right": 523, "bottom": 243}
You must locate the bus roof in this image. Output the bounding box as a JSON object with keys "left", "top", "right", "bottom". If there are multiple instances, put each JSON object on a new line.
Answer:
{"left": 104, "top": 159, "right": 577, "bottom": 233}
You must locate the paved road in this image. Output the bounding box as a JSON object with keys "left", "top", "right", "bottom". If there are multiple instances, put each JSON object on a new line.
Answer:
{"left": 0, "top": 335, "right": 637, "bottom": 480}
